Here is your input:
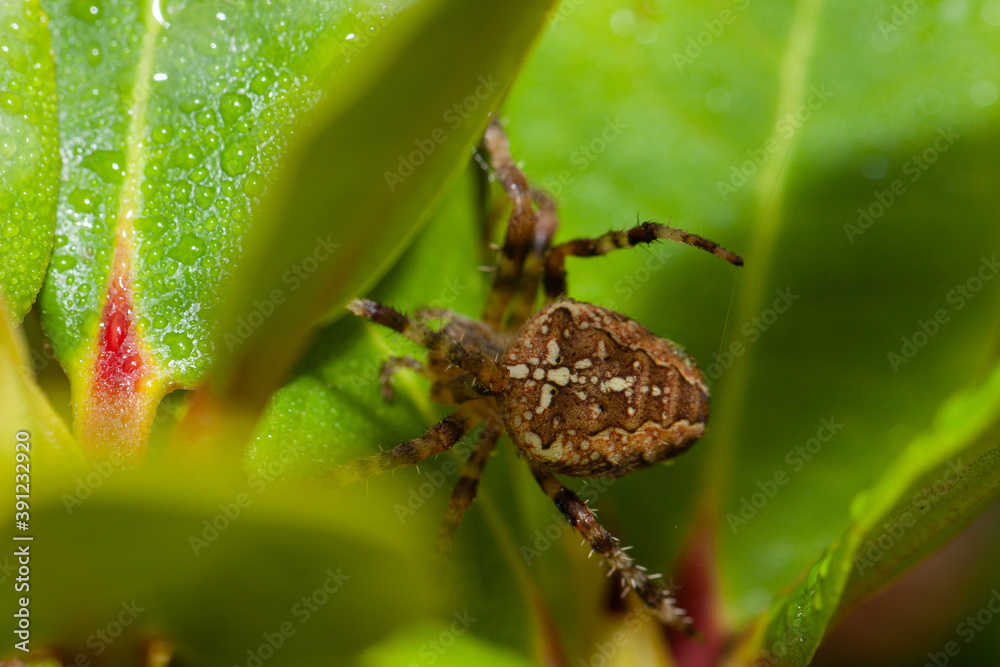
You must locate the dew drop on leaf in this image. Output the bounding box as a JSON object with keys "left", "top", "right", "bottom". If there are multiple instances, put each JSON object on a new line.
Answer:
{"left": 68, "top": 188, "right": 102, "bottom": 213}
{"left": 82, "top": 149, "right": 126, "bottom": 184}
{"left": 220, "top": 92, "right": 252, "bottom": 125}
{"left": 51, "top": 255, "right": 77, "bottom": 271}
{"left": 220, "top": 140, "right": 254, "bottom": 176}
{"left": 0, "top": 92, "right": 22, "bottom": 114}
{"left": 163, "top": 331, "right": 194, "bottom": 358}
{"left": 168, "top": 232, "right": 208, "bottom": 264}
{"left": 0, "top": 133, "right": 17, "bottom": 159}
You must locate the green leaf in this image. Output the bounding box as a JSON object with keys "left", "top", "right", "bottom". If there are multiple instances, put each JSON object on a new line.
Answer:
{"left": 745, "top": 364, "right": 1000, "bottom": 665}
{"left": 0, "top": 0, "right": 59, "bottom": 321}
{"left": 359, "top": 621, "right": 536, "bottom": 667}
{"left": 0, "top": 299, "right": 76, "bottom": 460}
{"left": 210, "top": 0, "right": 557, "bottom": 404}
{"left": 38, "top": 0, "right": 421, "bottom": 453}
{"left": 1, "top": 460, "right": 442, "bottom": 664}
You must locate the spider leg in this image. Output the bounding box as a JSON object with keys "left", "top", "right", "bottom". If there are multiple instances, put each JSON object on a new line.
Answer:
{"left": 328, "top": 409, "right": 480, "bottom": 484}
{"left": 481, "top": 119, "right": 538, "bottom": 328}
{"left": 435, "top": 420, "right": 502, "bottom": 562}
{"left": 379, "top": 356, "right": 425, "bottom": 401}
{"left": 543, "top": 221, "right": 744, "bottom": 301}
{"left": 530, "top": 465, "right": 696, "bottom": 635}
{"left": 348, "top": 298, "right": 507, "bottom": 394}
{"left": 505, "top": 190, "right": 559, "bottom": 331}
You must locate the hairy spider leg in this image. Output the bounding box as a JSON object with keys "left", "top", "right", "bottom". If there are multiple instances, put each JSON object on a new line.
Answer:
{"left": 436, "top": 420, "right": 502, "bottom": 562}
{"left": 481, "top": 119, "right": 538, "bottom": 328}
{"left": 506, "top": 190, "right": 559, "bottom": 332}
{"left": 348, "top": 298, "right": 508, "bottom": 394}
{"left": 328, "top": 409, "right": 480, "bottom": 484}
{"left": 530, "top": 464, "right": 696, "bottom": 635}
{"left": 543, "top": 221, "right": 744, "bottom": 301}
{"left": 379, "top": 356, "right": 425, "bottom": 401}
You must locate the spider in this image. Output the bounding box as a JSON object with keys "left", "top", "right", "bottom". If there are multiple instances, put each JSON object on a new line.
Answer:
{"left": 335, "top": 119, "right": 742, "bottom": 634}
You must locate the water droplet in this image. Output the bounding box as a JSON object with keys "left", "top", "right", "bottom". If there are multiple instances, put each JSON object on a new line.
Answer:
{"left": 250, "top": 68, "right": 276, "bottom": 95}
{"left": 82, "top": 149, "right": 126, "bottom": 184}
{"left": 242, "top": 173, "right": 263, "bottom": 197}
{"left": 194, "top": 184, "right": 215, "bottom": 209}
{"left": 0, "top": 92, "right": 22, "bottom": 115}
{"left": 68, "top": 188, "right": 102, "bottom": 213}
{"left": 168, "top": 232, "right": 207, "bottom": 264}
{"left": 51, "top": 255, "right": 77, "bottom": 271}
{"left": 180, "top": 96, "right": 206, "bottom": 113}
{"left": 3, "top": 223, "right": 19, "bottom": 239}
{"left": 87, "top": 43, "right": 102, "bottom": 65}
{"left": 221, "top": 140, "right": 254, "bottom": 176}
{"left": 70, "top": 0, "right": 103, "bottom": 23}
{"left": 169, "top": 144, "right": 205, "bottom": 170}
{"left": 150, "top": 125, "right": 174, "bottom": 144}
{"left": 163, "top": 331, "right": 193, "bottom": 358}
{"left": 196, "top": 109, "right": 216, "bottom": 126}
{"left": 220, "top": 92, "right": 252, "bottom": 125}
{"left": 0, "top": 133, "right": 15, "bottom": 159}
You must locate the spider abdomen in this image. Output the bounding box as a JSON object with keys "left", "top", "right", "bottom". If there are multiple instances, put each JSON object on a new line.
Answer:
{"left": 498, "top": 300, "right": 709, "bottom": 478}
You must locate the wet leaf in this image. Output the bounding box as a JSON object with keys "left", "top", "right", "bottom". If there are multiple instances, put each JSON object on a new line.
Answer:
{"left": 744, "top": 364, "right": 1000, "bottom": 665}
{"left": 39, "top": 0, "right": 424, "bottom": 455}
{"left": 0, "top": 0, "right": 59, "bottom": 320}
{"left": 210, "top": 0, "right": 557, "bottom": 404}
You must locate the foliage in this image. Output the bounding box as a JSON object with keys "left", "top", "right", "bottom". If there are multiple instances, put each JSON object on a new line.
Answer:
{"left": 3, "top": 0, "right": 1000, "bottom": 665}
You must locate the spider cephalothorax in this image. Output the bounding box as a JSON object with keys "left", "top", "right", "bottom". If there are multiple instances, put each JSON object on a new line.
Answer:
{"left": 336, "top": 119, "right": 742, "bottom": 633}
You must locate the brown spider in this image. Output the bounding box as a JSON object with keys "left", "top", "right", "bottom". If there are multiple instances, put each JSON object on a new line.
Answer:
{"left": 336, "top": 119, "right": 742, "bottom": 633}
